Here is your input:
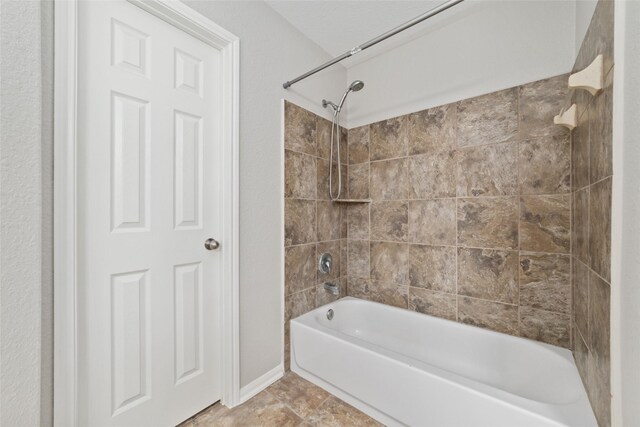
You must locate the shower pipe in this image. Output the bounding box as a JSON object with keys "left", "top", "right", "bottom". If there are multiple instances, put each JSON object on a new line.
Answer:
{"left": 282, "top": 0, "right": 465, "bottom": 89}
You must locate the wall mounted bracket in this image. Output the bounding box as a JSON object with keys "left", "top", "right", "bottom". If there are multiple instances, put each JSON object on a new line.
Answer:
{"left": 568, "top": 54, "right": 604, "bottom": 95}
{"left": 554, "top": 104, "right": 577, "bottom": 130}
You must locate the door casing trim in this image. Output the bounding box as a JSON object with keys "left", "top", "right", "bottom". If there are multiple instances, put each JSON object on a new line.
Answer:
{"left": 53, "top": 1, "right": 240, "bottom": 425}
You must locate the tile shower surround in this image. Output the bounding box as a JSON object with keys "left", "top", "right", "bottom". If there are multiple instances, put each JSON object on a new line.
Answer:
{"left": 343, "top": 73, "right": 574, "bottom": 350}
{"left": 569, "top": 1, "right": 614, "bottom": 426}
{"left": 284, "top": 101, "right": 348, "bottom": 370}
{"left": 284, "top": 3, "right": 613, "bottom": 419}
{"left": 284, "top": 69, "right": 573, "bottom": 350}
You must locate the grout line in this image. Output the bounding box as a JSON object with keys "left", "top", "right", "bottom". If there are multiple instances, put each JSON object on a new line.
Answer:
{"left": 363, "top": 192, "right": 573, "bottom": 203}
{"left": 458, "top": 294, "right": 519, "bottom": 308}
{"left": 569, "top": 111, "right": 574, "bottom": 350}
{"left": 454, "top": 104, "right": 460, "bottom": 322}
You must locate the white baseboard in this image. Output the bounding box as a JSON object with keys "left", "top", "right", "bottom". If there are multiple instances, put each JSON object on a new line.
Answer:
{"left": 238, "top": 364, "right": 283, "bottom": 404}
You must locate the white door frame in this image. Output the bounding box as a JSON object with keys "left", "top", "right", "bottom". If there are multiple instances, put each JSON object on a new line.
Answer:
{"left": 53, "top": 1, "right": 240, "bottom": 425}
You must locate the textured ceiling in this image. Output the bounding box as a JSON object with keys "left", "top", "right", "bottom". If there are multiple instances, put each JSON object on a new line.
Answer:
{"left": 265, "top": 1, "right": 452, "bottom": 67}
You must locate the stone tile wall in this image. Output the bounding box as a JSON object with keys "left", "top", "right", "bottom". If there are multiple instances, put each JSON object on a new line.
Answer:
{"left": 570, "top": 1, "right": 614, "bottom": 426}
{"left": 283, "top": 102, "right": 348, "bottom": 370}
{"left": 344, "top": 74, "right": 574, "bottom": 348}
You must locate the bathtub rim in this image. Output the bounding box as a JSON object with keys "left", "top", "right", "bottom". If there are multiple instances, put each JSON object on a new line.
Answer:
{"left": 290, "top": 297, "right": 597, "bottom": 427}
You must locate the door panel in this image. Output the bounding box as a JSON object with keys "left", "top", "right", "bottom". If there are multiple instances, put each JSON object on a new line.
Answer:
{"left": 77, "top": 1, "right": 223, "bottom": 426}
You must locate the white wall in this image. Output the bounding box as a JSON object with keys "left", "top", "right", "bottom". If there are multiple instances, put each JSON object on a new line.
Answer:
{"left": 0, "top": 0, "right": 54, "bottom": 425}
{"left": 182, "top": 1, "right": 346, "bottom": 389}
{"left": 611, "top": 0, "right": 640, "bottom": 424}
{"left": 345, "top": 0, "right": 577, "bottom": 128}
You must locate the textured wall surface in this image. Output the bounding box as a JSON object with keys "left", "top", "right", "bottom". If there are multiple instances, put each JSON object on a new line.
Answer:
{"left": 570, "top": 1, "right": 614, "bottom": 426}
{"left": 283, "top": 101, "right": 348, "bottom": 370}
{"left": 0, "top": 0, "right": 53, "bottom": 425}
{"left": 183, "top": 1, "right": 346, "bottom": 387}
{"left": 341, "top": 75, "right": 573, "bottom": 348}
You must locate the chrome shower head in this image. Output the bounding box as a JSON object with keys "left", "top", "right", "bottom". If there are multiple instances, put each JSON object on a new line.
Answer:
{"left": 336, "top": 80, "right": 365, "bottom": 111}
{"left": 349, "top": 80, "right": 365, "bottom": 92}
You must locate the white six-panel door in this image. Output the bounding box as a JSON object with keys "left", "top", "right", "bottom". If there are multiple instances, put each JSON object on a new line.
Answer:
{"left": 77, "top": 1, "right": 223, "bottom": 425}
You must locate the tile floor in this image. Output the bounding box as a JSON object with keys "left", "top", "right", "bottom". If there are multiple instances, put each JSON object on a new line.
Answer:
{"left": 177, "top": 372, "right": 383, "bottom": 426}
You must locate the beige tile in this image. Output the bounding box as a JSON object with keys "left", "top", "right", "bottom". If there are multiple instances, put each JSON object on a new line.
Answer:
{"left": 456, "top": 88, "right": 518, "bottom": 147}
{"left": 589, "top": 178, "right": 612, "bottom": 281}
{"left": 519, "top": 307, "right": 571, "bottom": 348}
{"left": 573, "top": 0, "right": 614, "bottom": 74}
{"left": 340, "top": 204, "right": 348, "bottom": 239}
{"left": 407, "top": 103, "right": 456, "bottom": 155}
{"left": 285, "top": 287, "right": 317, "bottom": 322}
{"left": 573, "top": 258, "right": 590, "bottom": 346}
{"left": 316, "top": 158, "right": 330, "bottom": 201}
{"left": 456, "top": 142, "right": 517, "bottom": 197}
{"left": 408, "top": 199, "right": 456, "bottom": 245}
{"left": 193, "top": 390, "right": 302, "bottom": 427}
{"left": 589, "top": 272, "right": 611, "bottom": 395}
{"left": 520, "top": 195, "right": 571, "bottom": 253}
{"left": 574, "top": 326, "right": 590, "bottom": 388}
{"left": 284, "top": 322, "right": 291, "bottom": 371}
{"left": 518, "top": 74, "right": 570, "bottom": 139}
{"left": 409, "top": 245, "right": 456, "bottom": 293}
{"left": 519, "top": 134, "right": 571, "bottom": 195}
{"left": 588, "top": 349, "right": 612, "bottom": 427}
{"left": 457, "top": 197, "right": 518, "bottom": 250}
{"left": 409, "top": 150, "right": 457, "bottom": 199}
{"left": 285, "top": 244, "right": 316, "bottom": 296}
{"left": 573, "top": 187, "right": 590, "bottom": 264}
{"left": 316, "top": 117, "right": 332, "bottom": 160}
{"left": 571, "top": 81, "right": 590, "bottom": 128}
{"left": 572, "top": 106, "right": 590, "bottom": 191}
{"left": 347, "top": 240, "right": 370, "bottom": 279}
{"left": 306, "top": 396, "right": 383, "bottom": 427}
{"left": 285, "top": 150, "right": 317, "bottom": 199}
{"left": 572, "top": 1, "right": 613, "bottom": 150}
{"left": 285, "top": 199, "right": 316, "bottom": 246}
{"left": 285, "top": 101, "right": 316, "bottom": 156}
{"left": 341, "top": 239, "right": 348, "bottom": 275}
{"left": 317, "top": 241, "right": 340, "bottom": 282}
{"left": 348, "top": 125, "right": 370, "bottom": 165}
{"left": 317, "top": 201, "right": 341, "bottom": 242}
{"left": 339, "top": 126, "right": 349, "bottom": 166}
{"left": 409, "top": 287, "right": 456, "bottom": 321}
{"left": 457, "top": 296, "right": 519, "bottom": 335}
{"left": 370, "top": 158, "right": 409, "bottom": 200}
{"left": 347, "top": 277, "right": 371, "bottom": 300}
{"left": 347, "top": 204, "right": 369, "bottom": 240}
{"left": 348, "top": 163, "right": 369, "bottom": 200}
{"left": 267, "top": 372, "right": 331, "bottom": 418}
{"left": 317, "top": 158, "right": 347, "bottom": 202}
{"left": 457, "top": 248, "right": 519, "bottom": 304}
{"left": 588, "top": 272, "right": 611, "bottom": 427}
{"left": 370, "top": 201, "right": 408, "bottom": 242}
{"left": 368, "top": 280, "right": 408, "bottom": 308}
{"left": 590, "top": 69, "right": 613, "bottom": 184}
{"left": 519, "top": 253, "right": 570, "bottom": 314}
{"left": 370, "top": 116, "right": 408, "bottom": 161}
{"left": 370, "top": 242, "right": 409, "bottom": 286}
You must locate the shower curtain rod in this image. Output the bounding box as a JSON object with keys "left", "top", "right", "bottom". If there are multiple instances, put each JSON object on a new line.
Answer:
{"left": 282, "top": 0, "right": 465, "bottom": 89}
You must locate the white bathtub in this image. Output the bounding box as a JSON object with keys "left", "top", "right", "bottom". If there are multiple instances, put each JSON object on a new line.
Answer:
{"left": 290, "top": 297, "right": 597, "bottom": 427}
